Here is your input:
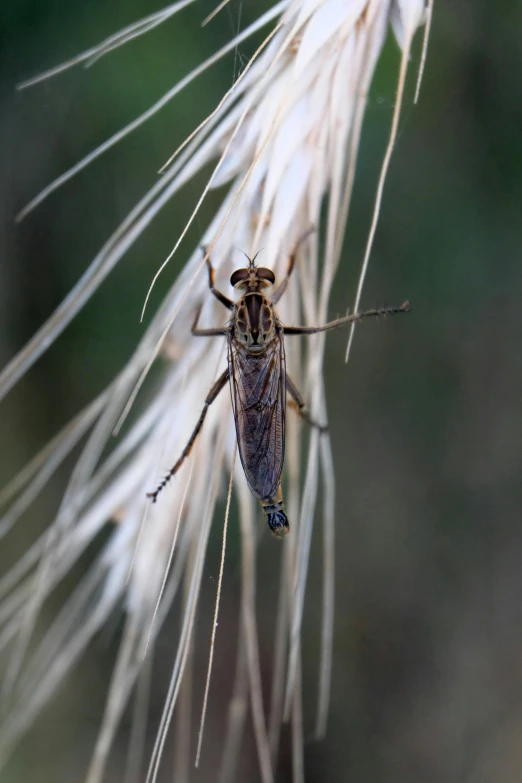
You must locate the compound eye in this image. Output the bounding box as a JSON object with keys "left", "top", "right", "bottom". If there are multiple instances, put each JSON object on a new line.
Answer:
{"left": 230, "top": 268, "right": 249, "bottom": 287}
{"left": 256, "top": 267, "right": 275, "bottom": 285}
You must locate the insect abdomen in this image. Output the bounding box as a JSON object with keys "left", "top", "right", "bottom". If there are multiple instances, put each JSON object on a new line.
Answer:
{"left": 260, "top": 485, "right": 289, "bottom": 539}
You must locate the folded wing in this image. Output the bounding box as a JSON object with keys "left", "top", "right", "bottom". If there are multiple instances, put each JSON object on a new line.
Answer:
{"left": 228, "top": 334, "right": 286, "bottom": 500}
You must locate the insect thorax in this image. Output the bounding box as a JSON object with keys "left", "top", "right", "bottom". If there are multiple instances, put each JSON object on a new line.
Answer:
{"left": 234, "top": 293, "right": 277, "bottom": 352}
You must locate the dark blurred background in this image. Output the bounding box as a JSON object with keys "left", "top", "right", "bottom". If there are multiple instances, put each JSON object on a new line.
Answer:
{"left": 1, "top": 2, "right": 522, "bottom": 782}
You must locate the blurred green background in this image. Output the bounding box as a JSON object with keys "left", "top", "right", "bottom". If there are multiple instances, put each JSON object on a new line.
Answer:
{"left": 2, "top": 2, "right": 522, "bottom": 782}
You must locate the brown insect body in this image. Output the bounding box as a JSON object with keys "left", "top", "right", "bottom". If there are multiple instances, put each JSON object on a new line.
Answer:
{"left": 228, "top": 270, "right": 289, "bottom": 537}
{"left": 147, "top": 244, "right": 410, "bottom": 540}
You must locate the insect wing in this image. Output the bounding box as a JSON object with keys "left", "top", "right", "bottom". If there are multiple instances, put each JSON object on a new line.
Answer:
{"left": 228, "top": 334, "right": 286, "bottom": 500}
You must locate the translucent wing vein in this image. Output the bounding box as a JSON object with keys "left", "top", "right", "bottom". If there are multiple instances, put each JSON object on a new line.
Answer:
{"left": 228, "top": 333, "right": 286, "bottom": 500}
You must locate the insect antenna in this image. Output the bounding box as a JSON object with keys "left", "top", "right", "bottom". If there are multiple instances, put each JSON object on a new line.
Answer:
{"left": 239, "top": 249, "right": 263, "bottom": 268}
{"left": 239, "top": 250, "right": 253, "bottom": 267}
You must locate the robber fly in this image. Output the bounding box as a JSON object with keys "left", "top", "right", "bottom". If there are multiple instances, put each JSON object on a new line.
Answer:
{"left": 147, "top": 243, "right": 410, "bottom": 538}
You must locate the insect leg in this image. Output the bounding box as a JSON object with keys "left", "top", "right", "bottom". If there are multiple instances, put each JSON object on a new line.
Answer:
{"left": 286, "top": 374, "right": 327, "bottom": 433}
{"left": 147, "top": 368, "right": 229, "bottom": 503}
{"left": 191, "top": 306, "right": 228, "bottom": 337}
{"left": 272, "top": 227, "right": 316, "bottom": 304}
{"left": 283, "top": 301, "right": 410, "bottom": 335}
{"left": 201, "top": 246, "right": 234, "bottom": 309}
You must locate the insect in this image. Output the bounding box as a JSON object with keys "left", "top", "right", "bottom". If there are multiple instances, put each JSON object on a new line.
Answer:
{"left": 147, "top": 244, "right": 410, "bottom": 538}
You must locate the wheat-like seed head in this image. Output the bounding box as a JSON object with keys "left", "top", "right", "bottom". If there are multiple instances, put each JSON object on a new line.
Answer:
{"left": 0, "top": 1, "right": 431, "bottom": 780}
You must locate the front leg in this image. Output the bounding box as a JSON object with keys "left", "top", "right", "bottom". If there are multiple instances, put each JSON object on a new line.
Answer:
{"left": 201, "top": 246, "right": 234, "bottom": 310}
{"left": 272, "top": 227, "right": 315, "bottom": 305}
